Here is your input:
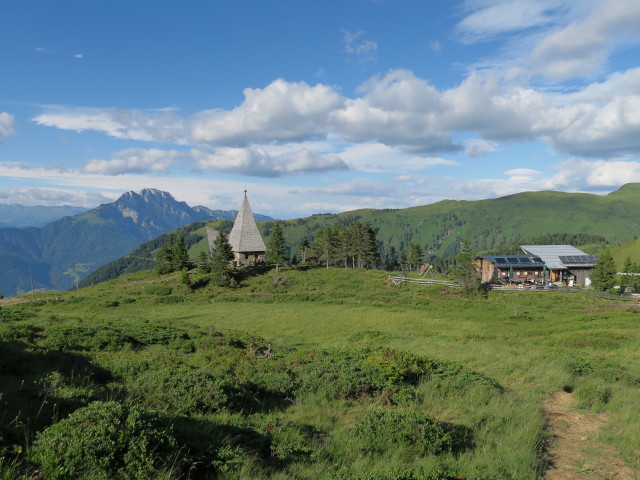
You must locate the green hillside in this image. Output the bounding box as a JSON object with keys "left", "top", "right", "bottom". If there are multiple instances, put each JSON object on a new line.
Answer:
{"left": 276, "top": 186, "right": 640, "bottom": 261}
{"left": 1, "top": 266, "right": 639, "bottom": 479}
{"left": 612, "top": 237, "right": 640, "bottom": 269}
{"left": 82, "top": 184, "right": 640, "bottom": 286}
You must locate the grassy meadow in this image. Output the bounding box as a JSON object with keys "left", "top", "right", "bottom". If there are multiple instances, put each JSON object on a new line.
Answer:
{"left": 1, "top": 266, "right": 639, "bottom": 479}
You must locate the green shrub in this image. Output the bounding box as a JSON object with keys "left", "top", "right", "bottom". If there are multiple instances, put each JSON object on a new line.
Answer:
{"left": 118, "top": 322, "right": 189, "bottom": 346}
{"left": 0, "top": 324, "right": 40, "bottom": 343}
{"left": 144, "top": 285, "right": 173, "bottom": 296}
{"left": 41, "top": 325, "right": 127, "bottom": 351}
{"left": 256, "top": 416, "right": 318, "bottom": 463}
{"left": 31, "top": 401, "right": 178, "bottom": 480}
{"left": 352, "top": 409, "right": 471, "bottom": 456}
{"left": 154, "top": 295, "right": 185, "bottom": 304}
{"left": 0, "top": 306, "right": 34, "bottom": 323}
{"left": 566, "top": 357, "right": 594, "bottom": 376}
{"left": 126, "top": 365, "right": 235, "bottom": 415}
{"left": 288, "top": 347, "right": 501, "bottom": 402}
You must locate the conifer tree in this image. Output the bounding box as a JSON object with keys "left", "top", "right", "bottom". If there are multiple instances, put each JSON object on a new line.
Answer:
{"left": 266, "top": 221, "right": 287, "bottom": 272}
{"left": 403, "top": 242, "right": 424, "bottom": 272}
{"left": 313, "top": 227, "right": 334, "bottom": 269}
{"left": 331, "top": 222, "right": 347, "bottom": 268}
{"left": 210, "top": 229, "right": 234, "bottom": 286}
{"left": 590, "top": 249, "right": 617, "bottom": 292}
{"left": 172, "top": 229, "right": 190, "bottom": 271}
{"left": 197, "top": 250, "right": 211, "bottom": 273}
{"left": 365, "top": 226, "right": 380, "bottom": 268}
{"left": 299, "top": 239, "right": 310, "bottom": 264}
{"left": 620, "top": 256, "right": 633, "bottom": 290}
{"left": 155, "top": 232, "right": 175, "bottom": 274}
{"left": 451, "top": 240, "right": 482, "bottom": 295}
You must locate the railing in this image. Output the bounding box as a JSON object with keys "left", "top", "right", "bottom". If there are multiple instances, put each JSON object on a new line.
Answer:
{"left": 388, "top": 275, "right": 459, "bottom": 287}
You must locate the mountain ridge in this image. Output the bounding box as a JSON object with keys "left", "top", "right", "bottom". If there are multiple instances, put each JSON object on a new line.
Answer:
{"left": 0, "top": 189, "right": 274, "bottom": 296}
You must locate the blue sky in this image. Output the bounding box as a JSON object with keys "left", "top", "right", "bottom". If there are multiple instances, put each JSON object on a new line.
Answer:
{"left": 2, "top": 0, "right": 640, "bottom": 218}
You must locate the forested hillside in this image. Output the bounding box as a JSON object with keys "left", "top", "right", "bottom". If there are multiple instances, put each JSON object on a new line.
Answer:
{"left": 83, "top": 184, "right": 640, "bottom": 286}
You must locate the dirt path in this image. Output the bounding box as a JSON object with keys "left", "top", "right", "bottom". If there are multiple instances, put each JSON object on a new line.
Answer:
{"left": 543, "top": 390, "right": 636, "bottom": 480}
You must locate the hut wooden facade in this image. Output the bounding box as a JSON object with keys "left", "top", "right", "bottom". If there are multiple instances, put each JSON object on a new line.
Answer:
{"left": 228, "top": 192, "right": 266, "bottom": 266}
{"left": 476, "top": 245, "right": 598, "bottom": 287}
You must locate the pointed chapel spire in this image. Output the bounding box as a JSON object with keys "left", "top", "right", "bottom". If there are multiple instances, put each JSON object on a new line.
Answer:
{"left": 228, "top": 191, "right": 266, "bottom": 253}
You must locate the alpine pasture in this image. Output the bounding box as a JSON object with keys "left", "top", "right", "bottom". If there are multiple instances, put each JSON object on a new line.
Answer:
{"left": 1, "top": 266, "right": 639, "bottom": 479}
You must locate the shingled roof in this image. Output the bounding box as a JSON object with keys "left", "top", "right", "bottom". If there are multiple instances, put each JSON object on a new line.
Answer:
{"left": 228, "top": 192, "right": 266, "bottom": 253}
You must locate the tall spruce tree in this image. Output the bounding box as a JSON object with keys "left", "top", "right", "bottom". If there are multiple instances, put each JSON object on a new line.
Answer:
{"left": 313, "top": 227, "right": 334, "bottom": 269}
{"left": 197, "top": 250, "right": 211, "bottom": 273}
{"left": 403, "top": 243, "right": 424, "bottom": 272}
{"left": 210, "top": 229, "right": 234, "bottom": 286}
{"left": 451, "top": 240, "right": 482, "bottom": 295}
{"left": 172, "top": 229, "right": 190, "bottom": 271}
{"left": 590, "top": 249, "right": 617, "bottom": 292}
{"left": 266, "top": 222, "right": 288, "bottom": 272}
{"left": 155, "top": 232, "right": 175, "bottom": 274}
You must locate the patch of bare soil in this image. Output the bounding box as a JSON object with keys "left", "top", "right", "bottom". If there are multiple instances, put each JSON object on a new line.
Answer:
{"left": 543, "top": 390, "right": 637, "bottom": 480}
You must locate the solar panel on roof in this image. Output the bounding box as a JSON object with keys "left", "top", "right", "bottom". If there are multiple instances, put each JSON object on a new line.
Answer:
{"left": 495, "top": 258, "right": 507, "bottom": 264}
{"left": 507, "top": 257, "right": 519, "bottom": 263}
{"left": 532, "top": 257, "right": 543, "bottom": 263}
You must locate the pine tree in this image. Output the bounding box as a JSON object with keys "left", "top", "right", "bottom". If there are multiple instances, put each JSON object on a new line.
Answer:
{"left": 266, "top": 222, "right": 287, "bottom": 272}
{"left": 403, "top": 242, "right": 424, "bottom": 272}
{"left": 197, "top": 250, "right": 211, "bottom": 273}
{"left": 590, "top": 249, "right": 617, "bottom": 292}
{"left": 299, "top": 239, "right": 310, "bottom": 264}
{"left": 210, "top": 229, "right": 234, "bottom": 286}
{"left": 451, "top": 240, "right": 482, "bottom": 295}
{"left": 365, "top": 226, "right": 380, "bottom": 268}
{"left": 332, "top": 222, "right": 347, "bottom": 268}
{"left": 172, "top": 229, "right": 190, "bottom": 271}
{"left": 620, "top": 256, "right": 633, "bottom": 290}
{"left": 155, "top": 232, "right": 175, "bottom": 274}
{"left": 313, "top": 227, "right": 334, "bottom": 269}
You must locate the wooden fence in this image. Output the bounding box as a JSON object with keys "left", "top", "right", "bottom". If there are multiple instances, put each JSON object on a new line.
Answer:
{"left": 388, "top": 275, "right": 459, "bottom": 287}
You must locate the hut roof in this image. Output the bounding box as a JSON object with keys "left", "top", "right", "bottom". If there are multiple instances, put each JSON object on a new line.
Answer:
{"left": 520, "top": 245, "right": 597, "bottom": 269}
{"left": 228, "top": 192, "right": 266, "bottom": 253}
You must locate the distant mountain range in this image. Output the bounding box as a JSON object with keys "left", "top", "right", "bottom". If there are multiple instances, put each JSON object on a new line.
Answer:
{"left": 0, "top": 204, "right": 88, "bottom": 227}
{"left": 0, "top": 188, "right": 273, "bottom": 296}
{"left": 82, "top": 184, "right": 640, "bottom": 288}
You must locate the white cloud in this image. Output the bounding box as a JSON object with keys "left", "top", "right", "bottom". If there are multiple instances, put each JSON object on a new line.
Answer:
{"left": 548, "top": 158, "right": 640, "bottom": 190}
{"left": 34, "top": 107, "right": 186, "bottom": 144}
{"left": 83, "top": 149, "right": 185, "bottom": 175}
{"left": 343, "top": 30, "right": 378, "bottom": 62}
{"left": 0, "top": 186, "right": 113, "bottom": 207}
{"left": 189, "top": 79, "right": 343, "bottom": 145}
{"left": 529, "top": 0, "right": 640, "bottom": 79}
{"left": 331, "top": 70, "right": 457, "bottom": 153}
{"left": 29, "top": 65, "right": 640, "bottom": 166}
{"left": 456, "top": 0, "right": 574, "bottom": 43}
{"left": 465, "top": 138, "right": 500, "bottom": 156}
{"left": 340, "top": 142, "right": 455, "bottom": 172}
{"left": 0, "top": 112, "right": 16, "bottom": 143}
{"left": 322, "top": 178, "right": 398, "bottom": 197}
{"left": 193, "top": 147, "right": 348, "bottom": 177}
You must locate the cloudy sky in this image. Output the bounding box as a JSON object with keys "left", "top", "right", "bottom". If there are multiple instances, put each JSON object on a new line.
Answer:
{"left": 2, "top": 0, "right": 640, "bottom": 218}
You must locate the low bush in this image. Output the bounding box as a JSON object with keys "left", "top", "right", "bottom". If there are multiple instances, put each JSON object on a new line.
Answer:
{"left": 41, "top": 325, "right": 128, "bottom": 351}
{"left": 144, "top": 285, "right": 173, "bottom": 296}
{"left": 125, "top": 365, "right": 236, "bottom": 415}
{"left": 31, "top": 401, "right": 178, "bottom": 480}
{"left": 0, "top": 306, "right": 34, "bottom": 323}
{"left": 352, "top": 409, "right": 471, "bottom": 456}
{"left": 118, "top": 322, "right": 190, "bottom": 347}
